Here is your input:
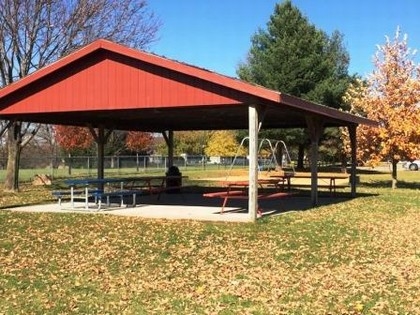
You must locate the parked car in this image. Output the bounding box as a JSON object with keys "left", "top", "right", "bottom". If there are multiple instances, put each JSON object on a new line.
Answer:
{"left": 403, "top": 160, "right": 420, "bottom": 171}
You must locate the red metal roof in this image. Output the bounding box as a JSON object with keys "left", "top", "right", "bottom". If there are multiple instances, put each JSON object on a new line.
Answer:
{"left": 0, "top": 39, "right": 376, "bottom": 131}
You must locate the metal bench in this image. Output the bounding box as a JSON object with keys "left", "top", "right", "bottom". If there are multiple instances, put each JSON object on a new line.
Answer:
{"left": 52, "top": 189, "right": 101, "bottom": 206}
{"left": 91, "top": 190, "right": 141, "bottom": 210}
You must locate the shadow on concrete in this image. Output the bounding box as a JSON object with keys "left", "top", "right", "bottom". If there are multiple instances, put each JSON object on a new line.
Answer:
{"left": 1, "top": 185, "right": 378, "bottom": 222}
{"left": 133, "top": 186, "right": 378, "bottom": 218}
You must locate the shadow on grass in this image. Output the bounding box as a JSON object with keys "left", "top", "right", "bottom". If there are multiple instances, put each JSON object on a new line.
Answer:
{"left": 259, "top": 190, "right": 378, "bottom": 217}
{"left": 207, "top": 191, "right": 379, "bottom": 217}
{"left": 355, "top": 168, "right": 390, "bottom": 175}
{"left": 361, "top": 181, "right": 420, "bottom": 189}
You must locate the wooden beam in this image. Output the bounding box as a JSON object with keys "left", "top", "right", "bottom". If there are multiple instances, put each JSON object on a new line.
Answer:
{"left": 348, "top": 124, "right": 357, "bottom": 197}
{"left": 97, "top": 127, "right": 105, "bottom": 181}
{"left": 305, "top": 116, "right": 325, "bottom": 206}
{"left": 88, "top": 126, "right": 112, "bottom": 181}
{"left": 88, "top": 125, "right": 112, "bottom": 144}
{"left": 162, "top": 131, "right": 174, "bottom": 168}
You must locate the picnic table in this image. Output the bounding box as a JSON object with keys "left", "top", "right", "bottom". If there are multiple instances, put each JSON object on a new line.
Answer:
{"left": 269, "top": 172, "right": 350, "bottom": 195}
{"left": 203, "top": 179, "right": 293, "bottom": 214}
{"left": 52, "top": 175, "right": 186, "bottom": 210}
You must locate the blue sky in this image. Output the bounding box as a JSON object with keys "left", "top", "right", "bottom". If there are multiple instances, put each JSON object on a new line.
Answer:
{"left": 148, "top": 0, "right": 420, "bottom": 78}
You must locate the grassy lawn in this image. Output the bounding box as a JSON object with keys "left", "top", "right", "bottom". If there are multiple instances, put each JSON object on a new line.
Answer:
{"left": 0, "top": 169, "right": 419, "bottom": 314}
{"left": 0, "top": 164, "right": 231, "bottom": 183}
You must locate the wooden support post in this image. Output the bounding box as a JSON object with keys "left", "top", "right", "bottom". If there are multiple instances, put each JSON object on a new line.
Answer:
{"left": 88, "top": 126, "right": 112, "bottom": 190}
{"left": 162, "top": 130, "right": 174, "bottom": 168}
{"left": 248, "top": 104, "right": 259, "bottom": 222}
{"left": 97, "top": 127, "right": 105, "bottom": 180}
{"left": 305, "top": 116, "right": 324, "bottom": 207}
{"left": 348, "top": 124, "right": 357, "bottom": 197}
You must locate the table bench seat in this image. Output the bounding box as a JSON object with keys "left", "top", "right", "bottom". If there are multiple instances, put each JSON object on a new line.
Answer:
{"left": 52, "top": 189, "right": 102, "bottom": 206}
{"left": 91, "top": 190, "right": 141, "bottom": 210}
{"left": 288, "top": 183, "right": 349, "bottom": 196}
{"left": 91, "top": 185, "right": 188, "bottom": 210}
{"left": 269, "top": 173, "right": 350, "bottom": 195}
{"left": 203, "top": 191, "right": 291, "bottom": 200}
{"left": 203, "top": 190, "right": 244, "bottom": 198}
{"left": 203, "top": 190, "right": 293, "bottom": 214}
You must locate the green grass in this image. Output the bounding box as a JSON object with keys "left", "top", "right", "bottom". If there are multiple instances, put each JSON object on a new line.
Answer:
{"left": 0, "top": 169, "right": 419, "bottom": 314}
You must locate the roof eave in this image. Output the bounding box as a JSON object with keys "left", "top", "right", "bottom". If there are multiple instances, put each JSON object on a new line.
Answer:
{"left": 279, "top": 93, "right": 378, "bottom": 127}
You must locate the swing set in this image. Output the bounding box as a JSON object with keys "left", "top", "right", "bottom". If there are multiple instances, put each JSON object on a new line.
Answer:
{"left": 226, "top": 137, "right": 295, "bottom": 180}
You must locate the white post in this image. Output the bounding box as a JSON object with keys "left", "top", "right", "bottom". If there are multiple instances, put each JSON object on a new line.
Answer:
{"left": 248, "top": 104, "right": 259, "bottom": 221}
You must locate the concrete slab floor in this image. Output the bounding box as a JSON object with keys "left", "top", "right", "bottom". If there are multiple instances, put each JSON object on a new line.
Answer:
{"left": 2, "top": 192, "right": 351, "bottom": 223}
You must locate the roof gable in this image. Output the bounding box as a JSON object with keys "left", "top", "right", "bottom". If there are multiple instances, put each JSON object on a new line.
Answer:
{"left": 0, "top": 39, "right": 280, "bottom": 113}
{"left": 0, "top": 39, "right": 377, "bottom": 130}
{"left": 0, "top": 51, "right": 247, "bottom": 115}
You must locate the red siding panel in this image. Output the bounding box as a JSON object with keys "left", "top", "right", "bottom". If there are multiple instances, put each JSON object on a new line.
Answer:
{"left": 0, "top": 39, "right": 377, "bottom": 129}
{"left": 1, "top": 54, "right": 244, "bottom": 115}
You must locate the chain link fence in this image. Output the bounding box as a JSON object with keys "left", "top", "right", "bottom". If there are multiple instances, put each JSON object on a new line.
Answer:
{"left": 0, "top": 155, "right": 249, "bottom": 182}
{"left": 0, "top": 153, "right": 344, "bottom": 183}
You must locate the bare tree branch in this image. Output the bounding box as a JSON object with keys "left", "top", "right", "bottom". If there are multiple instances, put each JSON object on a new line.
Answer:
{"left": 0, "top": 0, "right": 160, "bottom": 83}
{"left": 20, "top": 123, "right": 42, "bottom": 147}
{"left": 0, "top": 0, "right": 161, "bottom": 190}
{"left": 0, "top": 121, "right": 13, "bottom": 138}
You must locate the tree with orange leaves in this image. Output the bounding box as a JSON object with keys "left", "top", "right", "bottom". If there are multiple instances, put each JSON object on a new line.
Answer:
{"left": 54, "top": 126, "right": 93, "bottom": 151}
{"left": 54, "top": 125, "right": 94, "bottom": 175}
{"left": 125, "top": 131, "right": 154, "bottom": 154}
{"left": 343, "top": 29, "right": 420, "bottom": 188}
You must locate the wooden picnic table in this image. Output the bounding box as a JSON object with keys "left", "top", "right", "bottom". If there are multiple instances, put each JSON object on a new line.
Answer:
{"left": 203, "top": 179, "right": 293, "bottom": 214}
{"left": 269, "top": 172, "right": 350, "bottom": 195}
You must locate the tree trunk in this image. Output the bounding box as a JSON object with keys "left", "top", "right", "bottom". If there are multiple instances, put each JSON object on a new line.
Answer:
{"left": 297, "top": 144, "right": 305, "bottom": 170}
{"left": 4, "top": 122, "right": 22, "bottom": 191}
{"left": 391, "top": 159, "right": 398, "bottom": 189}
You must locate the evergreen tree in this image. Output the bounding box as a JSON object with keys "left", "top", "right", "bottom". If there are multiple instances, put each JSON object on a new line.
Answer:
{"left": 237, "top": 0, "right": 352, "bottom": 168}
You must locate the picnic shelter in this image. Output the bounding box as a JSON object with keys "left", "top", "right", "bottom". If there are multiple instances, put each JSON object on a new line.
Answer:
{"left": 0, "top": 39, "right": 377, "bottom": 221}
